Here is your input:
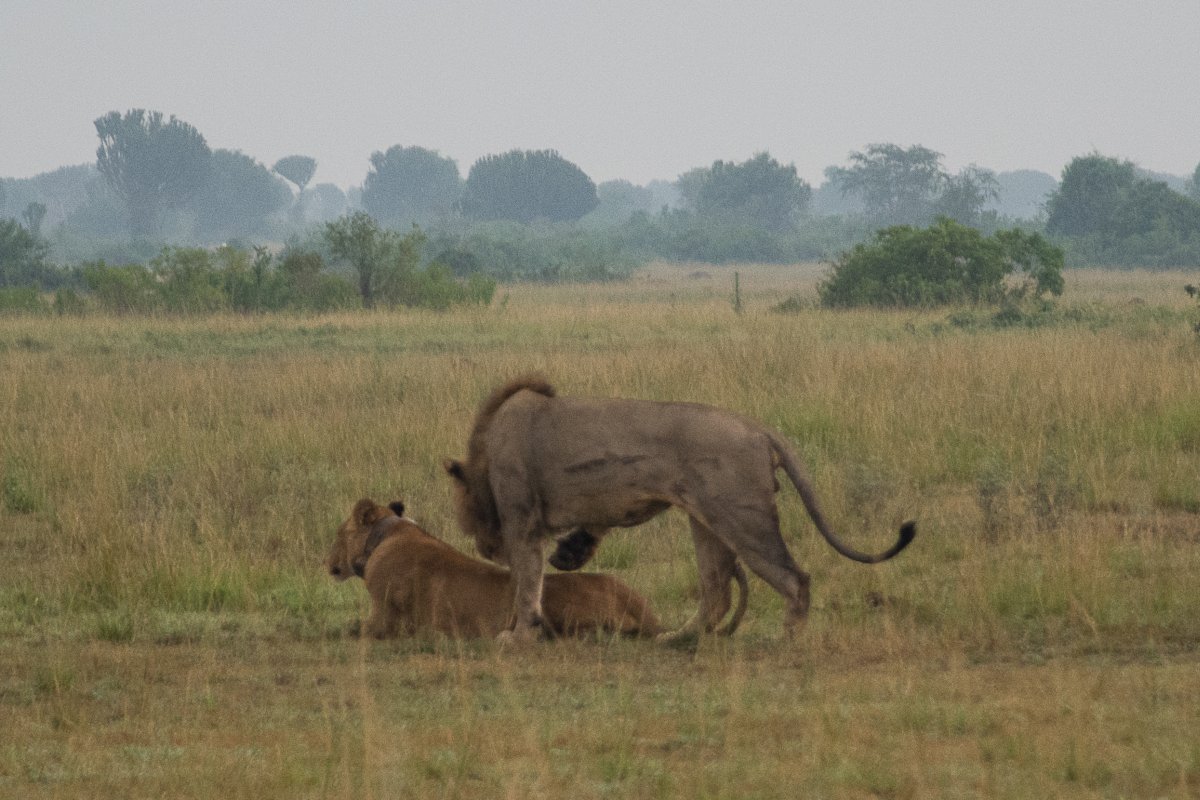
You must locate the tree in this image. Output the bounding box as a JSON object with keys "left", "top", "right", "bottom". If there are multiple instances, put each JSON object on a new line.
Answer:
{"left": 692, "top": 152, "right": 811, "bottom": 232}
{"left": 461, "top": 150, "right": 598, "bottom": 223}
{"left": 0, "top": 219, "right": 51, "bottom": 287}
{"left": 826, "top": 144, "right": 947, "bottom": 228}
{"left": 1046, "top": 153, "right": 1200, "bottom": 242}
{"left": 323, "top": 212, "right": 492, "bottom": 309}
{"left": 190, "top": 149, "right": 291, "bottom": 240}
{"left": 934, "top": 165, "right": 999, "bottom": 227}
{"left": 675, "top": 167, "right": 710, "bottom": 211}
{"left": 303, "top": 183, "right": 349, "bottom": 224}
{"left": 272, "top": 155, "right": 318, "bottom": 226}
{"left": 1189, "top": 162, "right": 1200, "bottom": 203}
{"left": 1116, "top": 179, "right": 1200, "bottom": 239}
{"left": 1044, "top": 154, "right": 1137, "bottom": 237}
{"left": 818, "top": 217, "right": 1064, "bottom": 308}
{"left": 323, "top": 211, "right": 422, "bottom": 308}
{"left": 94, "top": 109, "right": 212, "bottom": 237}
{"left": 21, "top": 202, "right": 47, "bottom": 238}
{"left": 583, "top": 180, "right": 663, "bottom": 227}
{"left": 361, "top": 145, "right": 461, "bottom": 228}
{"left": 272, "top": 155, "right": 317, "bottom": 193}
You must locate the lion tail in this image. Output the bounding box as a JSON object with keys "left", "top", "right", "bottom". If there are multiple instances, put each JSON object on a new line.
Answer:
{"left": 768, "top": 431, "right": 915, "bottom": 564}
{"left": 716, "top": 561, "right": 750, "bottom": 636}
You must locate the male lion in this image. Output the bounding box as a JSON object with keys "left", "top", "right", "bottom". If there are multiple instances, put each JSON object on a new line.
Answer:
{"left": 326, "top": 498, "right": 725, "bottom": 639}
{"left": 444, "top": 375, "right": 916, "bottom": 643}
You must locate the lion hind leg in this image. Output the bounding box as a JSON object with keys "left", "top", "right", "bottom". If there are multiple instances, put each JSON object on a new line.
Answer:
{"left": 658, "top": 517, "right": 739, "bottom": 644}
{"left": 734, "top": 538, "right": 810, "bottom": 638}
{"left": 703, "top": 500, "right": 811, "bottom": 638}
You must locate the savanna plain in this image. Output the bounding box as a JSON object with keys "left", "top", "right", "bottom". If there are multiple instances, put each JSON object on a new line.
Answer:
{"left": 2, "top": 263, "right": 1200, "bottom": 799}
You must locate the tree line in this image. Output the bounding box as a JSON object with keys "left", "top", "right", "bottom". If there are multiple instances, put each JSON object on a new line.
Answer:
{"left": 0, "top": 216, "right": 497, "bottom": 315}
{"left": 4, "top": 107, "right": 1200, "bottom": 311}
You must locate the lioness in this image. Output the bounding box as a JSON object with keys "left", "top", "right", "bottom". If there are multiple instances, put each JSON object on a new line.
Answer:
{"left": 445, "top": 375, "right": 916, "bottom": 643}
{"left": 327, "top": 498, "right": 723, "bottom": 639}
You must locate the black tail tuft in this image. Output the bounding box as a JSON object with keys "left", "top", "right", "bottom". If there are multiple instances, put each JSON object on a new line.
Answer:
{"left": 898, "top": 520, "right": 916, "bottom": 549}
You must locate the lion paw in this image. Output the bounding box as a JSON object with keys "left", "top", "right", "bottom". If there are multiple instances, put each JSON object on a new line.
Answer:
{"left": 496, "top": 625, "right": 541, "bottom": 647}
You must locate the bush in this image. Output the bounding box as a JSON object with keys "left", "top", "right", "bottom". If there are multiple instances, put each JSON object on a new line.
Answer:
{"left": 395, "top": 262, "right": 496, "bottom": 310}
{"left": 428, "top": 223, "right": 642, "bottom": 282}
{"left": 0, "top": 287, "right": 47, "bottom": 314}
{"left": 818, "top": 218, "right": 1064, "bottom": 308}
{"left": 617, "top": 209, "right": 871, "bottom": 265}
{"left": 1059, "top": 227, "right": 1200, "bottom": 268}
{"left": 77, "top": 246, "right": 362, "bottom": 315}
{"left": 53, "top": 288, "right": 87, "bottom": 315}
{"left": 151, "top": 247, "right": 229, "bottom": 313}
{"left": 275, "top": 250, "right": 358, "bottom": 312}
{"left": 1188, "top": 283, "right": 1200, "bottom": 341}
{"left": 0, "top": 219, "right": 53, "bottom": 288}
{"left": 81, "top": 261, "right": 162, "bottom": 314}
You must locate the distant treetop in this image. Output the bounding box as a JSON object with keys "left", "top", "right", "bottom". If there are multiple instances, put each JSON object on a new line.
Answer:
{"left": 461, "top": 149, "right": 597, "bottom": 223}
{"left": 272, "top": 155, "right": 318, "bottom": 193}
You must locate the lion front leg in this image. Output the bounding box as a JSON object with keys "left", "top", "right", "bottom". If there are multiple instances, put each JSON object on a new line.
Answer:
{"left": 499, "top": 531, "right": 546, "bottom": 645}
{"left": 364, "top": 595, "right": 399, "bottom": 639}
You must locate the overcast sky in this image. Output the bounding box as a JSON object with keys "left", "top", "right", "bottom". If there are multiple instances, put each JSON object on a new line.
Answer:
{"left": 3, "top": 1, "right": 1199, "bottom": 190}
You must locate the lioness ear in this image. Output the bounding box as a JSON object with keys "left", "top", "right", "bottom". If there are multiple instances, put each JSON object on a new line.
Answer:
{"left": 444, "top": 459, "right": 466, "bottom": 483}
{"left": 388, "top": 500, "right": 405, "bottom": 517}
{"left": 352, "top": 498, "right": 377, "bottom": 526}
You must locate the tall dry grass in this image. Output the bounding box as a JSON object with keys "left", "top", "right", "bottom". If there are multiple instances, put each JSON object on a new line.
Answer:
{"left": 2, "top": 265, "right": 1199, "bottom": 797}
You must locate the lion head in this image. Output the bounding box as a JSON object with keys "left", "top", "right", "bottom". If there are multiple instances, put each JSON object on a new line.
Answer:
{"left": 325, "top": 498, "right": 406, "bottom": 580}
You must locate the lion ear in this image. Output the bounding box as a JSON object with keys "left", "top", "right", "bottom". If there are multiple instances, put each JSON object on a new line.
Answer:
{"left": 444, "top": 459, "right": 466, "bottom": 483}
{"left": 352, "top": 498, "right": 378, "bottom": 526}
{"left": 350, "top": 496, "right": 388, "bottom": 527}
{"left": 388, "top": 500, "right": 406, "bottom": 517}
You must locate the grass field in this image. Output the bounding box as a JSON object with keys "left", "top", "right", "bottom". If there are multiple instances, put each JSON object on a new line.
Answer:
{"left": 2, "top": 263, "right": 1200, "bottom": 798}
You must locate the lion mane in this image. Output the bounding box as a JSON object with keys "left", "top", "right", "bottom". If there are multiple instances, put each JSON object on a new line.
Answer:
{"left": 447, "top": 375, "right": 556, "bottom": 560}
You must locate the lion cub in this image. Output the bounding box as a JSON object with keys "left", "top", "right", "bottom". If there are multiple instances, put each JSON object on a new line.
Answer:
{"left": 326, "top": 498, "right": 662, "bottom": 639}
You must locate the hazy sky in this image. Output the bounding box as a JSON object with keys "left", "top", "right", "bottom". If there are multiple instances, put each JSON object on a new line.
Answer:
{"left": 4, "top": 1, "right": 1199, "bottom": 190}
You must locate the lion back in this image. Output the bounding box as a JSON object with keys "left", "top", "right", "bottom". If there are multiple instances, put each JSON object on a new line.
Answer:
{"left": 466, "top": 374, "right": 556, "bottom": 463}
{"left": 542, "top": 572, "right": 661, "bottom": 638}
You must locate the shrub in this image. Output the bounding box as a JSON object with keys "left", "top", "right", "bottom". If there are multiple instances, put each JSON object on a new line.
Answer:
{"left": 276, "top": 250, "right": 358, "bottom": 312}
{"left": 0, "top": 218, "right": 52, "bottom": 288}
{"left": 818, "top": 218, "right": 1064, "bottom": 308}
{"left": 151, "top": 247, "right": 229, "bottom": 313}
{"left": 0, "top": 287, "right": 47, "bottom": 314}
{"left": 81, "top": 261, "right": 162, "bottom": 314}
{"left": 428, "top": 223, "right": 641, "bottom": 282}
{"left": 393, "top": 262, "right": 496, "bottom": 310}
{"left": 1187, "top": 283, "right": 1200, "bottom": 340}
{"left": 53, "top": 288, "right": 87, "bottom": 315}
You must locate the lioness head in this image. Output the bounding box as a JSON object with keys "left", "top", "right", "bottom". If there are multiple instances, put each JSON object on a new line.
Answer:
{"left": 443, "top": 459, "right": 508, "bottom": 564}
{"left": 326, "top": 498, "right": 406, "bottom": 581}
